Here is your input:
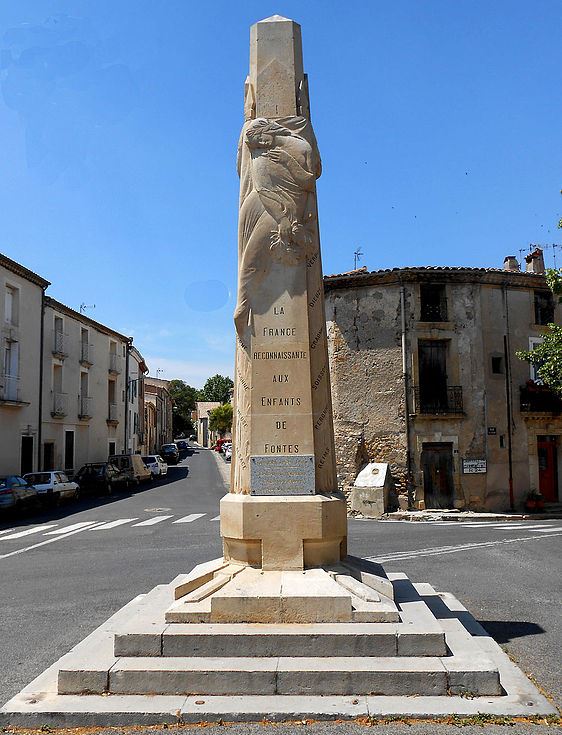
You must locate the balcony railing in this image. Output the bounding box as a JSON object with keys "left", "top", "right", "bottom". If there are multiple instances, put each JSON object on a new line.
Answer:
{"left": 79, "top": 396, "right": 92, "bottom": 419}
{"left": 520, "top": 385, "right": 562, "bottom": 414}
{"left": 107, "top": 403, "right": 119, "bottom": 423}
{"left": 52, "top": 392, "right": 68, "bottom": 417}
{"left": 0, "top": 374, "right": 20, "bottom": 402}
{"left": 413, "top": 385, "right": 463, "bottom": 414}
{"left": 53, "top": 330, "right": 68, "bottom": 357}
{"left": 109, "top": 353, "right": 122, "bottom": 374}
{"left": 80, "top": 343, "right": 94, "bottom": 366}
{"left": 420, "top": 297, "right": 448, "bottom": 322}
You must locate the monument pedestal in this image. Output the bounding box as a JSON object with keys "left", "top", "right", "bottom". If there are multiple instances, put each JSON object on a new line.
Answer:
{"left": 220, "top": 492, "right": 347, "bottom": 570}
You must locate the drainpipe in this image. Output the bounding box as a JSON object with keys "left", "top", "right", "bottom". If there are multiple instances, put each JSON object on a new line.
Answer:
{"left": 37, "top": 287, "right": 47, "bottom": 471}
{"left": 123, "top": 340, "right": 131, "bottom": 454}
{"left": 502, "top": 285, "right": 515, "bottom": 510}
{"left": 400, "top": 285, "right": 414, "bottom": 509}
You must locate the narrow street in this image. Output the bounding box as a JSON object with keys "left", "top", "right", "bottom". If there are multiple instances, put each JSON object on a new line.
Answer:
{"left": 1, "top": 445, "right": 561, "bottom": 715}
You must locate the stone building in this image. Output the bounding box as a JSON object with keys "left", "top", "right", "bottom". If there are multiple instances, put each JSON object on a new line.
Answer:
{"left": 0, "top": 254, "right": 50, "bottom": 475}
{"left": 144, "top": 377, "right": 173, "bottom": 451}
{"left": 41, "top": 298, "right": 133, "bottom": 472}
{"left": 126, "top": 346, "right": 149, "bottom": 455}
{"left": 195, "top": 401, "right": 221, "bottom": 447}
{"left": 324, "top": 250, "right": 561, "bottom": 512}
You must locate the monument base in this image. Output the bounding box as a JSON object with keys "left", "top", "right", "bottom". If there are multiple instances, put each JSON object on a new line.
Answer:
{"left": 220, "top": 492, "right": 347, "bottom": 571}
{"left": 1, "top": 560, "right": 556, "bottom": 726}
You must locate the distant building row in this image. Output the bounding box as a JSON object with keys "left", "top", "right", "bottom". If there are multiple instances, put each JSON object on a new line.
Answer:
{"left": 0, "top": 253, "right": 173, "bottom": 476}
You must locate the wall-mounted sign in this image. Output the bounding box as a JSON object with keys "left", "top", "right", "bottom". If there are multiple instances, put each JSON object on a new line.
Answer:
{"left": 487, "top": 427, "right": 497, "bottom": 435}
{"left": 462, "top": 459, "right": 487, "bottom": 474}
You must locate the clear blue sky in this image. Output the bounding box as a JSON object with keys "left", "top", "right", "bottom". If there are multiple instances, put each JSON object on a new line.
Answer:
{"left": 1, "top": 1, "right": 560, "bottom": 387}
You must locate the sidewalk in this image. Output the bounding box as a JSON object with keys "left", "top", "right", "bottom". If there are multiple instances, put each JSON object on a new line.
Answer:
{"left": 382, "top": 508, "right": 562, "bottom": 522}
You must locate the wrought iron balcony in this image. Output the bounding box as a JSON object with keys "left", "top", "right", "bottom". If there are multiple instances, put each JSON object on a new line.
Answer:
{"left": 520, "top": 385, "right": 562, "bottom": 414}
{"left": 420, "top": 297, "right": 448, "bottom": 322}
{"left": 52, "top": 330, "right": 68, "bottom": 357}
{"left": 52, "top": 392, "right": 68, "bottom": 417}
{"left": 413, "top": 385, "right": 463, "bottom": 415}
{"left": 80, "top": 343, "right": 94, "bottom": 366}
{"left": 0, "top": 374, "right": 20, "bottom": 403}
{"left": 109, "top": 353, "right": 122, "bottom": 374}
{"left": 79, "top": 396, "right": 92, "bottom": 419}
{"left": 107, "top": 402, "right": 119, "bottom": 423}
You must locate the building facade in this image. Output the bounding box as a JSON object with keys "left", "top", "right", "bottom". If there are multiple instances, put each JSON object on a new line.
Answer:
{"left": 0, "top": 254, "right": 50, "bottom": 475}
{"left": 41, "top": 298, "right": 133, "bottom": 473}
{"left": 324, "top": 251, "right": 561, "bottom": 512}
{"left": 195, "top": 401, "right": 221, "bottom": 447}
{"left": 126, "top": 346, "right": 148, "bottom": 455}
{"left": 144, "top": 377, "right": 173, "bottom": 451}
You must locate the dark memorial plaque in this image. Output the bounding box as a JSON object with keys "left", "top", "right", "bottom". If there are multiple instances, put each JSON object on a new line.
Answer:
{"left": 250, "top": 455, "right": 315, "bottom": 495}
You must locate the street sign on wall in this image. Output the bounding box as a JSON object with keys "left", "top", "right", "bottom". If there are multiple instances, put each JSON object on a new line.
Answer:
{"left": 462, "top": 459, "right": 487, "bottom": 474}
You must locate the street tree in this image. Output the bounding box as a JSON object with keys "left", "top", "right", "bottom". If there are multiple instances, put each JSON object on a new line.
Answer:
{"left": 208, "top": 403, "right": 233, "bottom": 436}
{"left": 517, "top": 267, "right": 562, "bottom": 396}
{"left": 200, "top": 374, "right": 234, "bottom": 404}
{"left": 168, "top": 379, "right": 199, "bottom": 437}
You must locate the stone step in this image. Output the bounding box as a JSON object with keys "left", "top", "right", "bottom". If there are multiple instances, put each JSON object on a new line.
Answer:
{"left": 93, "top": 655, "right": 499, "bottom": 697}
{"left": 114, "top": 622, "right": 446, "bottom": 658}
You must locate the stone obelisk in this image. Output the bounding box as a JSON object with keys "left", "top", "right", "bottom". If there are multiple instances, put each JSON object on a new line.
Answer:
{"left": 221, "top": 15, "right": 347, "bottom": 571}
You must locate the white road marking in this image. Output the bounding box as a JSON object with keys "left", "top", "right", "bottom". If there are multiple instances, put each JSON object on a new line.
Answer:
{"left": 369, "top": 532, "right": 562, "bottom": 563}
{"left": 173, "top": 513, "right": 206, "bottom": 524}
{"left": 133, "top": 515, "right": 174, "bottom": 527}
{"left": 0, "top": 528, "right": 15, "bottom": 536}
{"left": 530, "top": 527, "right": 562, "bottom": 532}
{"left": 210, "top": 515, "right": 221, "bottom": 521}
{"left": 0, "top": 525, "right": 57, "bottom": 540}
{"left": 498, "top": 524, "right": 554, "bottom": 531}
{"left": 90, "top": 518, "right": 137, "bottom": 530}
{"left": 0, "top": 523, "right": 105, "bottom": 561}
{"left": 44, "top": 522, "right": 98, "bottom": 535}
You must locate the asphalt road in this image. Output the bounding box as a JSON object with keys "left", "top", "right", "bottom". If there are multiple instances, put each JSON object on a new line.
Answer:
{"left": 0, "top": 445, "right": 560, "bottom": 733}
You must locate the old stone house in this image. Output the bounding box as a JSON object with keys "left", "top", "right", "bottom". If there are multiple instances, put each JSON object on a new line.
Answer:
{"left": 324, "top": 250, "right": 561, "bottom": 512}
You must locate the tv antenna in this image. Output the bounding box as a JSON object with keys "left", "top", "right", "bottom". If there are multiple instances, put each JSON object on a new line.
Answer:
{"left": 354, "top": 246, "right": 363, "bottom": 270}
{"left": 156, "top": 368, "right": 165, "bottom": 379}
{"left": 79, "top": 303, "right": 96, "bottom": 314}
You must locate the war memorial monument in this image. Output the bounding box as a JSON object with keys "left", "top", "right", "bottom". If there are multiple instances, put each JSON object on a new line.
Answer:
{"left": 1, "top": 16, "right": 555, "bottom": 725}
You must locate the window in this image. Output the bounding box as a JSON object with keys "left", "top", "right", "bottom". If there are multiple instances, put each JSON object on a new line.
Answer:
{"left": 420, "top": 284, "right": 447, "bottom": 322}
{"left": 534, "top": 291, "right": 554, "bottom": 325}
{"left": 108, "top": 441, "right": 116, "bottom": 456}
{"left": 5, "top": 285, "right": 18, "bottom": 325}
{"left": 491, "top": 356, "right": 504, "bottom": 374}
{"left": 528, "top": 337, "right": 544, "bottom": 382}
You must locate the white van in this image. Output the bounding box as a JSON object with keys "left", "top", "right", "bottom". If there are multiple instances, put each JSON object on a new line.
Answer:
{"left": 108, "top": 454, "right": 152, "bottom": 486}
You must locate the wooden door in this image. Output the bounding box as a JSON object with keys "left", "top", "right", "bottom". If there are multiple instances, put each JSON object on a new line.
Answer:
{"left": 537, "top": 436, "right": 558, "bottom": 502}
{"left": 20, "top": 436, "right": 33, "bottom": 475}
{"left": 421, "top": 442, "right": 455, "bottom": 509}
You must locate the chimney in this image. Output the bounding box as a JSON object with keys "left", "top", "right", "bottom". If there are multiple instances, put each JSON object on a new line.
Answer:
{"left": 525, "top": 247, "right": 545, "bottom": 275}
{"left": 503, "top": 255, "right": 520, "bottom": 272}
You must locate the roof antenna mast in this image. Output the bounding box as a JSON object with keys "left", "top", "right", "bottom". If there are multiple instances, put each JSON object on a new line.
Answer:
{"left": 354, "top": 246, "right": 363, "bottom": 270}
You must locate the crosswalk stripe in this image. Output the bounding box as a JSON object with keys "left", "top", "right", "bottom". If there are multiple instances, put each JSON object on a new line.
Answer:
{"left": 44, "top": 522, "right": 99, "bottom": 535}
{"left": 0, "top": 525, "right": 57, "bottom": 540}
{"left": 499, "top": 524, "right": 554, "bottom": 531}
{"left": 211, "top": 515, "right": 221, "bottom": 521}
{"left": 0, "top": 528, "right": 15, "bottom": 536}
{"left": 532, "top": 527, "right": 561, "bottom": 532}
{"left": 133, "top": 516, "right": 174, "bottom": 527}
{"left": 91, "top": 519, "right": 137, "bottom": 530}
{"left": 173, "top": 513, "right": 206, "bottom": 524}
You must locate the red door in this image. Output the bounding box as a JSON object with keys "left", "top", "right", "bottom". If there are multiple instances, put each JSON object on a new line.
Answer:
{"left": 537, "top": 436, "right": 558, "bottom": 502}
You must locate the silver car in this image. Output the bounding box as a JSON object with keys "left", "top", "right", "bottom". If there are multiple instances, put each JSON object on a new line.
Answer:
{"left": 0, "top": 475, "right": 39, "bottom": 512}
{"left": 141, "top": 455, "right": 168, "bottom": 478}
{"left": 23, "top": 471, "right": 80, "bottom": 503}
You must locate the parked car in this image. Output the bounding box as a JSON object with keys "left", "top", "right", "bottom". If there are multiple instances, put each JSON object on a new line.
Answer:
{"left": 142, "top": 455, "right": 168, "bottom": 478}
{"left": 108, "top": 454, "right": 152, "bottom": 486}
{"left": 75, "top": 463, "right": 128, "bottom": 495}
{"left": 23, "top": 471, "right": 79, "bottom": 503}
{"left": 160, "top": 444, "right": 180, "bottom": 465}
{"left": 214, "top": 438, "right": 229, "bottom": 453}
{"left": 224, "top": 443, "right": 232, "bottom": 462}
{"left": 0, "top": 475, "right": 39, "bottom": 512}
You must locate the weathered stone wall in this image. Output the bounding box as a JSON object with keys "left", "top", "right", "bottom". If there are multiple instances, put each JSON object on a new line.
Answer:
{"left": 325, "top": 285, "right": 408, "bottom": 507}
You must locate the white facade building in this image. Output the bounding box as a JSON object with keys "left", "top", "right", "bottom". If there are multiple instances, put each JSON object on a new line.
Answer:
{"left": 0, "top": 254, "right": 50, "bottom": 475}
